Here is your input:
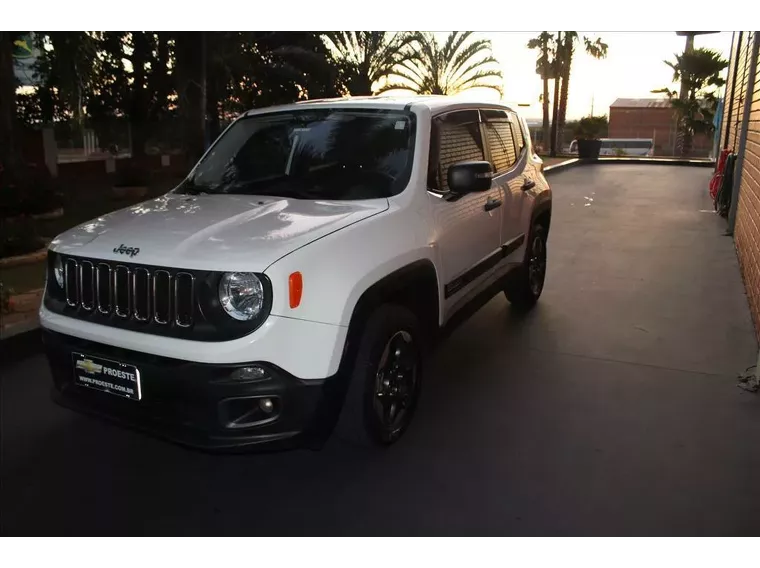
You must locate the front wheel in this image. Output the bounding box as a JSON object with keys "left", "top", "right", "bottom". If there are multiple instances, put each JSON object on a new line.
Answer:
{"left": 504, "top": 224, "right": 547, "bottom": 310}
{"left": 333, "top": 304, "right": 423, "bottom": 447}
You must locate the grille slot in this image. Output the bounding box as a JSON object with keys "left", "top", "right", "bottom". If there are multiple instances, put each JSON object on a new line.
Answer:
{"left": 64, "top": 258, "right": 79, "bottom": 307}
{"left": 58, "top": 256, "right": 198, "bottom": 331}
{"left": 153, "top": 270, "right": 172, "bottom": 324}
{"left": 79, "top": 261, "right": 95, "bottom": 311}
{"left": 96, "top": 263, "right": 112, "bottom": 314}
{"left": 114, "top": 265, "right": 131, "bottom": 318}
{"left": 133, "top": 268, "right": 151, "bottom": 322}
{"left": 174, "top": 272, "right": 195, "bottom": 328}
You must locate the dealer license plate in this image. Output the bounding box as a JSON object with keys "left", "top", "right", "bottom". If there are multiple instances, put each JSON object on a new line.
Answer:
{"left": 72, "top": 352, "right": 142, "bottom": 401}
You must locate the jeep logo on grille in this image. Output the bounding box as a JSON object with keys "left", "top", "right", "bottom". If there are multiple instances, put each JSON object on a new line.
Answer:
{"left": 113, "top": 244, "right": 140, "bottom": 257}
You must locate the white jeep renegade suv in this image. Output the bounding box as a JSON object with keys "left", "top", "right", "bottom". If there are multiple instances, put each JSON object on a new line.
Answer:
{"left": 40, "top": 95, "right": 552, "bottom": 450}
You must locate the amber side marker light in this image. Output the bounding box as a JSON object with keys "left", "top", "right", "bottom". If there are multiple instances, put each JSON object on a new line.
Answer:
{"left": 289, "top": 272, "right": 303, "bottom": 308}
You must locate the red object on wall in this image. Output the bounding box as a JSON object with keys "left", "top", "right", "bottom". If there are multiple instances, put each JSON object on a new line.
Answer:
{"left": 709, "top": 148, "right": 731, "bottom": 201}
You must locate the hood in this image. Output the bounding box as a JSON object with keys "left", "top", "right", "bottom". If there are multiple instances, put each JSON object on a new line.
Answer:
{"left": 51, "top": 193, "right": 388, "bottom": 271}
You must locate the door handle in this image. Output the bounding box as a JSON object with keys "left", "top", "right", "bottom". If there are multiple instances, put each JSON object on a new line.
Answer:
{"left": 484, "top": 197, "right": 502, "bottom": 212}
{"left": 522, "top": 178, "right": 536, "bottom": 191}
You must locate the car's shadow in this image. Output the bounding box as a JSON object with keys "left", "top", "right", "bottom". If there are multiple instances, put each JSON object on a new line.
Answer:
{"left": 1, "top": 286, "right": 540, "bottom": 536}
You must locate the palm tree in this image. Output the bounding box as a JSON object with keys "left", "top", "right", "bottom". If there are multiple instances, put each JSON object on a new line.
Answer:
{"left": 556, "top": 32, "right": 608, "bottom": 150}
{"left": 677, "top": 33, "right": 698, "bottom": 106}
{"left": 652, "top": 47, "right": 728, "bottom": 157}
{"left": 321, "top": 32, "right": 414, "bottom": 96}
{"left": 380, "top": 32, "right": 502, "bottom": 96}
{"left": 527, "top": 32, "right": 556, "bottom": 152}
{"left": 550, "top": 32, "right": 562, "bottom": 157}
{"left": 672, "top": 32, "right": 716, "bottom": 155}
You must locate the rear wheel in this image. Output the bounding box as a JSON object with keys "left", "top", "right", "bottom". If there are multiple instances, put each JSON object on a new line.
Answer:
{"left": 334, "top": 304, "right": 423, "bottom": 447}
{"left": 504, "top": 223, "right": 547, "bottom": 310}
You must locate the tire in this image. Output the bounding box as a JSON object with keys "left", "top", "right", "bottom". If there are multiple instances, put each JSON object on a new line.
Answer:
{"left": 333, "top": 304, "right": 423, "bottom": 448}
{"left": 504, "top": 223, "right": 548, "bottom": 310}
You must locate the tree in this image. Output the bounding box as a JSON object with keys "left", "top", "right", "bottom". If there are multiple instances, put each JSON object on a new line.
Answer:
{"left": 652, "top": 47, "right": 728, "bottom": 157}
{"left": 174, "top": 32, "right": 206, "bottom": 162}
{"left": 126, "top": 31, "right": 152, "bottom": 157}
{"left": 678, "top": 33, "right": 697, "bottom": 102}
{"left": 549, "top": 32, "right": 562, "bottom": 157}
{"left": 555, "top": 32, "right": 608, "bottom": 152}
{"left": 322, "top": 32, "right": 414, "bottom": 96}
{"left": 10, "top": 32, "right": 346, "bottom": 165}
{"left": 381, "top": 31, "right": 502, "bottom": 96}
{"left": 0, "top": 32, "right": 19, "bottom": 171}
{"left": 205, "top": 32, "right": 342, "bottom": 118}
{"left": 527, "top": 32, "right": 556, "bottom": 153}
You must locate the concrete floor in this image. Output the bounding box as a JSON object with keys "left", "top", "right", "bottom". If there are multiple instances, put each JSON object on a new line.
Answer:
{"left": 1, "top": 164, "right": 759, "bottom": 535}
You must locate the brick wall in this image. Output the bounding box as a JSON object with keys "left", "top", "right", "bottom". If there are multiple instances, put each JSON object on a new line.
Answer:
{"left": 722, "top": 33, "right": 755, "bottom": 152}
{"left": 727, "top": 31, "right": 760, "bottom": 343}
{"left": 609, "top": 107, "right": 711, "bottom": 156}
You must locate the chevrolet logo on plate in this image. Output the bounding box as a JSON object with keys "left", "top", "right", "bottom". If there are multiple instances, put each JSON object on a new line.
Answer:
{"left": 76, "top": 359, "right": 103, "bottom": 374}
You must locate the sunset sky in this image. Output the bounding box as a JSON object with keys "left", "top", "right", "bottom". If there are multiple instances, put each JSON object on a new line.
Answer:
{"left": 13, "top": 30, "right": 735, "bottom": 122}
{"left": 443, "top": 31, "right": 734, "bottom": 120}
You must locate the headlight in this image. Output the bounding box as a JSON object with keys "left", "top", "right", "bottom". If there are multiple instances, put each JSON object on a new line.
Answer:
{"left": 218, "top": 272, "right": 264, "bottom": 321}
{"left": 53, "top": 254, "right": 64, "bottom": 288}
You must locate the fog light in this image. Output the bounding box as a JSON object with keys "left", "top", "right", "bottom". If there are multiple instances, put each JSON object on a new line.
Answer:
{"left": 229, "top": 366, "right": 268, "bottom": 382}
{"left": 259, "top": 398, "right": 274, "bottom": 413}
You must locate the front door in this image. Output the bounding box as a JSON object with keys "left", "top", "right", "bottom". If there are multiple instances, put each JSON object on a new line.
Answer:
{"left": 427, "top": 110, "right": 504, "bottom": 314}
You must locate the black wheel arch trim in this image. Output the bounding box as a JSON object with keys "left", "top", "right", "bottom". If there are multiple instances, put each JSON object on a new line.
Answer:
{"left": 306, "top": 259, "right": 441, "bottom": 445}
{"left": 345, "top": 259, "right": 441, "bottom": 337}
{"left": 531, "top": 196, "right": 552, "bottom": 230}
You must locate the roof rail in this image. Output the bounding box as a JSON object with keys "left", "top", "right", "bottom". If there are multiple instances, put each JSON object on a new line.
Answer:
{"left": 294, "top": 97, "right": 344, "bottom": 104}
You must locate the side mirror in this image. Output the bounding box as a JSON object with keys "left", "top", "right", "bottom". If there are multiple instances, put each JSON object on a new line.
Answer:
{"left": 447, "top": 161, "right": 493, "bottom": 195}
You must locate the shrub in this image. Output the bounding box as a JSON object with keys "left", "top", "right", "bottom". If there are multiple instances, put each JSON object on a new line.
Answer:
{"left": 574, "top": 115, "right": 608, "bottom": 140}
{"left": 0, "top": 163, "right": 65, "bottom": 217}
{"left": 115, "top": 162, "right": 151, "bottom": 188}
{"left": 0, "top": 282, "right": 13, "bottom": 314}
{"left": 0, "top": 217, "right": 44, "bottom": 259}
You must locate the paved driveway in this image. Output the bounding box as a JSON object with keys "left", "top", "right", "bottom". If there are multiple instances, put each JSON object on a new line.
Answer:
{"left": 1, "top": 164, "right": 759, "bottom": 536}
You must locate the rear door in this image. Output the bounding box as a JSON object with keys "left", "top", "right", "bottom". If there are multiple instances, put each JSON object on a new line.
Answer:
{"left": 481, "top": 109, "right": 529, "bottom": 264}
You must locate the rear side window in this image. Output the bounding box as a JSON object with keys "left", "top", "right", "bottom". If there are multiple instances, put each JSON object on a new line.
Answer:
{"left": 513, "top": 114, "right": 527, "bottom": 154}
{"left": 485, "top": 122, "right": 517, "bottom": 173}
{"left": 482, "top": 109, "right": 517, "bottom": 174}
{"left": 429, "top": 110, "right": 484, "bottom": 192}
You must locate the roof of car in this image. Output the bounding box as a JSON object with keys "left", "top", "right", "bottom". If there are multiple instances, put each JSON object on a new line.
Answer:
{"left": 243, "top": 95, "right": 518, "bottom": 116}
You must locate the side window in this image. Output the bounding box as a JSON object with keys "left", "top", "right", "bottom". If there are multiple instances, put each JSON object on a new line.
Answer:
{"left": 482, "top": 109, "right": 517, "bottom": 174}
{"left": 511, "top": 113, "right": 527, "bottom": 155}
{"left": 430, "top": 110, "right": 484, "bottom": 192}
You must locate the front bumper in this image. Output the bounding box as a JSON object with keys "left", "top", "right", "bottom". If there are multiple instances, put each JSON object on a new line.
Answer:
{"left": 42, "top": 330, "right": 347, "bottom": 452}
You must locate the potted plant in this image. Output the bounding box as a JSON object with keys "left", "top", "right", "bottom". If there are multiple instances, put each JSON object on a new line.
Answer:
{"left": 113, "top": 162, "right": 150, "bottom": 199}
{"left": 573, "top": 115, "right": 607, "bottom": 160}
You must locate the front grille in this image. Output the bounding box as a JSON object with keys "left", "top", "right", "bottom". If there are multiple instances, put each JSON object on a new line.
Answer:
{"left": 47, "top": 252, "right": 272, "bottom": 342}
{"left": 63, "top": 258, "right": 195, "bottom": 327}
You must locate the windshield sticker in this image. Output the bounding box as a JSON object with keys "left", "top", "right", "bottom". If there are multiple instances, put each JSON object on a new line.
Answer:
{"left": 395, "top": 121, "right": 406, "bottom": 130}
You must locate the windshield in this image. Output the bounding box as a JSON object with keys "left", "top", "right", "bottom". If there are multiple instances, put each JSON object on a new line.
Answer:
{"left": 176, "top": 109, "right": 415, "bottom": 200}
